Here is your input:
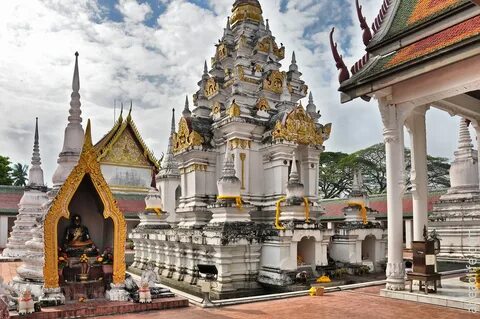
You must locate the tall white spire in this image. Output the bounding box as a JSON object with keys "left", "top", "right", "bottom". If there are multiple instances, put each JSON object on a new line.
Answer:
{"left": 28, "top": 117, "right": 44, "bottom": 188}
{"left": 289, "top": 51, "right": 298, "bottom": 72}
{"left": 158, "top": 108, "right": 179, "bottom": 178}
{"left": 457, "top": 118, "right": 473, "bottom": 152}
{"left": 52, "top": 52, "right": 84, "bottom": 187}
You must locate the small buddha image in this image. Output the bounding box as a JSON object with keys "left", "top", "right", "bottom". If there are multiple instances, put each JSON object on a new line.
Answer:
{"left": 63, "top": 214, "right": 98, "bottom": 257}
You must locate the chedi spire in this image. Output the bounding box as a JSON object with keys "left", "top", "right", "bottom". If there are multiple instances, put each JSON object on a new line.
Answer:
{"left": 28, "top": 118, "right": 44, "bottom": 188}
{"left": 52, "top": 52, "right": 85, "bottom": 187}
{"left": 286, "top": 151, "right": 305, "bottom": 199}
{"left": 217, "top": 147, "right": 241, "bottom": 198}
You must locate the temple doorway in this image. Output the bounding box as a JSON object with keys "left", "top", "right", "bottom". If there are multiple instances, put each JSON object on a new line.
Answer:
{"left": 297, "top": 236, "right": 315, "bottom": 267}
{"left": 362, "top": 235, "right": 376, "bottom": 263}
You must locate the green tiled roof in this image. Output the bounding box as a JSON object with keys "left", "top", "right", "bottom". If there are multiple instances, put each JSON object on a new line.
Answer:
{"left": 383, "top": 0, "right": 470, "bottom": 41}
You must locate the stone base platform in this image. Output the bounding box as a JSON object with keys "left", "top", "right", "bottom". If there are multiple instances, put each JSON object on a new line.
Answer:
{"left": 9, "top": 297, "right": 189, "bottom": 319}
{"left": 380, "top": 276, "right": 479, "bottom": 312}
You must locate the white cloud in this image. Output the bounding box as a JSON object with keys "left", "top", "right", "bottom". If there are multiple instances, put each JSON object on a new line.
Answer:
{"left": 0, "top": 0, "right": 462, "bottom": 186}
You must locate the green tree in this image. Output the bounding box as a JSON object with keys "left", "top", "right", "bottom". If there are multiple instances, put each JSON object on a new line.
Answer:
{"left": 319, "top": 143, "right": 451, "bottom": 198}
{"left": 318, "top": 152, "right": 353, "bottom": 198}
{"left": 0, "top": 156, "right": 13, "bottom": 185}
{"left": 11, "top": 163, "right": 28, "bottom": 187}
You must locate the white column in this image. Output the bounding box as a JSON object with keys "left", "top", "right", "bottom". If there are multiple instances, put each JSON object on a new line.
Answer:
{"left": 379, "top": 101, "right": 408, "bottom": 291}
{"left": 0, "top": 216, "right": 9, "bottom": 248}
{"left": 471, "top": 121, "right": 480, "bottom": 186}
{"left": 405, "top": 219, "right": 413, "bottom": 249}
{"left": 406, "top": 107, "right": 429, "bottom": 241}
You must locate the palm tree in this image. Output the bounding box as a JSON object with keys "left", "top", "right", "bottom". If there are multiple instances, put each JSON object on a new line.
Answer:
{"left": 11, "top": 163, "right": 28, "bottom": 187}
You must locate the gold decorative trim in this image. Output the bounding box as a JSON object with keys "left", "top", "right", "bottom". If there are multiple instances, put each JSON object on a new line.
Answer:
{"left": 272, "top": 105, "right": 329, "bottom": 146}
{"left": 172, "top": 117, "right": 205, "bottom": 154}
{"left": 95, "top": 110, "right": 158, "bottom": 169}
{"left": 229, "top": 138, "right": 251, "bottom": 150}
{"left": 256, "top": 37, "right": 285, "bottom": 60}
{"left": 216, "top": 43, "right": 228, "bottom": 61}
{"left": 212, "top": 102, "right": 221, "bottom": 115}
{"left": 227, "top": 101, "right": 241, "bottom": 117}
{"left": 263, "top": 70, "right": 284, "bottom": 94}
{"left": 231, "top": 4, "right": 263, "bottom": 26}
{"left": 240, "top": 153, "right": 246, "bottom": 190}
{"left": 204, "top": 77, "right": 219, "bottom": 98}
{"left": 256, "top": 98, "right": 270, "bottom": 111}
{"left": 43, "top": 120, "right": 127, "bottom": 289}
{"left": 180, "top": 164, "right": 208, "bottom": 174}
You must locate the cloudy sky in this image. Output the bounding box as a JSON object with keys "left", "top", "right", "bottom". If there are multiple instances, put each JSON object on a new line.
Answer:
{"left": 0, "top": 0, "right": 468, "bottom": 186}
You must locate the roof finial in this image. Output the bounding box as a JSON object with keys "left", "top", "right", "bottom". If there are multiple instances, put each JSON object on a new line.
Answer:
{"left": 266, "top": 19, "right": 270, "bottom": 32}
{"left": 329, "top": 28, "right": 350, "bottom": 84}
{"left": 355, "top": 0, "right": 372, "bottom": 46}
{"left": 226, "top": 16, "right": 231, "bottom": 30}
{"left": 83, "top": 119, "right": 93, "bottom": 152}
{"left": 28, "top": 117, "right": 44, "bottom": 188}
{"left": 203, "top": 60, "right": 208, "bottom": 75}
{"left": 289, "top": 51, "right": 298, "bottom": 72}
{"left": 306, "top": 91, "right": 317, "bottom": 114}
{"left": 183, "top": 95, "right": 191, "bottom": 117}
{"left": 73, "top": 52, "right": 80, "bottom": 92}
{"left": 170, "top": 108, "right": 176, "bottom": 135}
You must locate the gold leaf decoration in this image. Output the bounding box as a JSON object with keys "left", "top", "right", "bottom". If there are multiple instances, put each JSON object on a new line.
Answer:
{"left": 272, "top": 106, "right": 328, "bottom": 146}
{"left": 227, "top": 101, "right": 241, "bottom": 117}
{"left": 231, "top": 4, "right": 263, "bottom": 26}
{"left": 204, "top": 77, "right": 219, "bottom": 98}
{"left": 101, "top": 128, "right": 151, "bottom": 167}
{"left": 44, "top": 120, "right": 127, "bottom": 289}
{"left": 256, "top": 98, "right": 270, "bottom": 111}
{"left": 172, "top": 117, "right": 205, "bottom": 154}
{"left": 264, "top": 70, "right": 284, "bottom": 94}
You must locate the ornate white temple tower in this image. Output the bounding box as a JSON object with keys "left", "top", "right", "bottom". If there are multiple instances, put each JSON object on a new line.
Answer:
{"left": 2, "top": 118, "right": 48, "bottom": 258}
{"left": 131, "top": 0, "right": 332, "bottom": 298}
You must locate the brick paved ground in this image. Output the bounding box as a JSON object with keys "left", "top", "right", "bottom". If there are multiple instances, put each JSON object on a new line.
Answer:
{"left": 102, "top": 286, "right": 478, "bottom": 319}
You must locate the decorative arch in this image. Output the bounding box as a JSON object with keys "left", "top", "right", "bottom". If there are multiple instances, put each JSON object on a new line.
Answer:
{"left": 43, "top": 120, "right": 127, "bottom": 289}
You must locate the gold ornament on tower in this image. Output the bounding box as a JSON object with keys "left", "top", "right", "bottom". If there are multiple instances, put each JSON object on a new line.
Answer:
{"left": 264, "top": 70, "right": 285, "bottom": 94}
{"left": 172, "top": 117, "right": 205, "bottom": 154}
{"left": 272, "top": 105, "right": 331, "bottom": 146}
{"left": 204, "top": 77, "right": 219, "bottom": 97}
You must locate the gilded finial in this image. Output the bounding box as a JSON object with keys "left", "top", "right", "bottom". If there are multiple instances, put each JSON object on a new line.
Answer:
{"left": 329, "top": 28, "right": 350, "bottom": 84}
{"left": 82, "top": 119, "right": 93, "bottom": 152}
{"left": 355, "top": 0, "right": 372, "bottom": 46}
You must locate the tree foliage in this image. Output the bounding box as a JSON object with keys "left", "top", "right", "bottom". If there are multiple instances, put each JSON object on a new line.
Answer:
{"left": 0, "top": 156, "right": 13, "bottom": 186}
{"left": 11, "top": 163, "right": 28, "bottom": 187}
{"left": 319, "top": 143, "right": 451, "bottom": 198}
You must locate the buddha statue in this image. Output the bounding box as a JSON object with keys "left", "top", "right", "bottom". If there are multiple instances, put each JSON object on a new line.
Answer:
{"left": 62, "top": 215, "right": 98, "bottom": 257}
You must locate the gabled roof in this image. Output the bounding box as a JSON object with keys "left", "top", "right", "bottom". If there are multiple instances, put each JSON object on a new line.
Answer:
{"left": 94, "top": 109, "right": 159, "bottom": 169}
{"left": 369, "top": 0, "right": 473, "bottom": 51}
{"left": 339, "top": 14, "right": 480, "bottom": 100}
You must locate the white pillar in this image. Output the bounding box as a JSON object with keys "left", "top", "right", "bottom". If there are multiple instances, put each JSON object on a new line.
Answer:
{"left": 406, "top": 107, "right": 429, "bottom": 241}
{"left": 379, "top": 101, "right": 408, "bottom": 291}
{"left": 471, "top": 121, "right": 480, "bottom": 186}
{"left": 405, "top": 219, "right": 413, "bottom": 249}
{"left": 0, "top": 216, "right": 9, "bottom": 248}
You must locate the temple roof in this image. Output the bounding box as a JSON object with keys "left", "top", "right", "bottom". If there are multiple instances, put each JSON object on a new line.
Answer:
{"left": 94, "top": 109, "right": 159, "bottom": 169}
{"left": 369, "top": 0, "right": 473, "bottom": 50}
{"left": 340, "top": 14, "right": 480, "bottom": 97}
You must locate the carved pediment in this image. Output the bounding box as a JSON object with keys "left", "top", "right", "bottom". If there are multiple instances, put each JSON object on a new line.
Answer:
{"left": 264, "top": 70, "right": 284, "bottom": 94}
{"left": 172, "top": 117, "right": 205, "bottom": 154}
{"left": 101, "top": 128, "right": 151, "bottom": 167}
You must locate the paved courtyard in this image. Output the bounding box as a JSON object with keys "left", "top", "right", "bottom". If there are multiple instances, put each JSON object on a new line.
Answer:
{"left": 102, "top": 286, "right": 477, "bottom": 319}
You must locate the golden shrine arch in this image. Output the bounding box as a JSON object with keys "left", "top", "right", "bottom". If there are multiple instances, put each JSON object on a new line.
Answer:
{"left": 43, "top": 120, "right": 127, "bottom": 289}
